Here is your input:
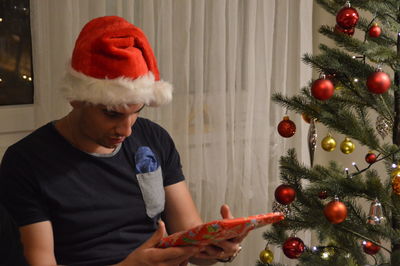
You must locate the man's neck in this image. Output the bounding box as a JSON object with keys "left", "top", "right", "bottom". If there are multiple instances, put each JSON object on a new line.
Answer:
{"left": 54, "top": 116, "right": 115, "bottom": 154}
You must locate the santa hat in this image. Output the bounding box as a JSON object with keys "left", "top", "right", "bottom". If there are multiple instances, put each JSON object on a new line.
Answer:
{"left": 61, "top": 16, "right": 172, "bottom": 107}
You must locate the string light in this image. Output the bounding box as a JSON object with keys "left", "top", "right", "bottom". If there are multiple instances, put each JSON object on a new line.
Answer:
{"left": 321, "top": 251, "right": 330, "bottom": 260}
{"left": 0, "top": 18, "right": 3, "bottom": 22}
{"left": 28, "top": 77, "right": 32, "bottom": 81}
{"left": 0, "top": 78, "right": 2, "bottom": 82}
{"left": 352, "top": 162, "right": 360, "bottom": 171}
{"left": 354, "top": 78, "right": 359, "bottom": 82}
{"left": 345, "top": 168, "right": 351, "bottom": 178}
{"left": 22, "top": 75, "right": 27, "bottom": 79}
{"left": 392, "top": 163, "right": 397, "bottom": 168}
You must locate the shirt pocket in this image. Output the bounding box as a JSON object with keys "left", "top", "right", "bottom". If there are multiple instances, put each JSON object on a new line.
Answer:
{"left": 136, "top": 167, "right": 165, "bottom": 218}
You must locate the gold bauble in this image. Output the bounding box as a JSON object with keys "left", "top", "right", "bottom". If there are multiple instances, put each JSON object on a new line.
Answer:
{"left": 320, "top": 247, "right": 335, "bottom": 260}
{"left": 391, "top": 165, "right": 400, "bottom": 179}
{"left": 321, "top": 134, "right": 336, "bottom": 152}
{"left": 302, "top": 112, "right": 312, "bottom": 124}
{"left": 340, "top": 137, "right": 355, "bottom": 154}
{"left": 259, "top": 248, "right": 274, "bottom": 264}
{"left": 335, "top": 85, "right": 344, "bottom": 90}
{"left": 392, "top": 166, "right": 400, "bottom": 195}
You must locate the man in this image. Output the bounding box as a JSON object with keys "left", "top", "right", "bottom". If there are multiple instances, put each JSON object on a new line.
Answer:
{"left": 0, "top": 16, "right": 245, "bottom": 265}
{"left": 0, "top": 204, "right": 28, "bottom": 265}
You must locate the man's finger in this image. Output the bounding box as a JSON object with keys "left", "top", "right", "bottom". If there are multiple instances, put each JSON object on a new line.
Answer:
{"left": 142, "top": 220, "right": 166, "bottom": 248}
{"left": 220, "top": 204, "right": 234, "bottom": 219}
{"left": 157, "top": 246, "right": 199, "bottom": 263}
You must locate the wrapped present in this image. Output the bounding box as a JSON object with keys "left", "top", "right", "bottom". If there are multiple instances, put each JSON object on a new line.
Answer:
{"left": 159, "top": 212, "right": 284, "bottom": 247}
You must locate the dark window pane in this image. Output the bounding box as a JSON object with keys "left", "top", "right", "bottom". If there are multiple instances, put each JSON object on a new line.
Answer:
{"left": 0, "top": 0, "right": 34, "bottom": 105}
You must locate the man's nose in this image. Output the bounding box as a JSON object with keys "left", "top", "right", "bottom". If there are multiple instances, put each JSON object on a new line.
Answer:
{"left": 115, "top": 116, "right": 134, "bottom": 137}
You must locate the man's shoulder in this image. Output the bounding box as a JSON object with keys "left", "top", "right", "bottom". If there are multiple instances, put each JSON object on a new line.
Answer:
{"left": 7, "top": 122, "right": 55, "bottom": 153}
{"left": 135, "top": 117, "right": 167, "bottom": 134}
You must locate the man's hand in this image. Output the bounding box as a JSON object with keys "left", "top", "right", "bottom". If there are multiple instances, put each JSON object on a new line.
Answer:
{"left": 191, "top": 204, "right": 248, "bottom": 263}
{"left": 115, "top": 220, "right": 201, "bottom": 266}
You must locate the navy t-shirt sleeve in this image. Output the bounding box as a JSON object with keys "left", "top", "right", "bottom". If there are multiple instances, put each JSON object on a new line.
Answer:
{"left": 138, "top": 119, "right": 185, "bottom": 187}
{"left": 158, "top": 127, "right": 185, "bottom": 186}
{"left": 0, "top": 147, "right": 50, "bottom": 227}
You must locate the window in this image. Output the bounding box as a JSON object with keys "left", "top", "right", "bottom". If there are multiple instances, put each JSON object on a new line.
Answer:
{"left": 0, "top": 0, "right": 34, "bottom": 105}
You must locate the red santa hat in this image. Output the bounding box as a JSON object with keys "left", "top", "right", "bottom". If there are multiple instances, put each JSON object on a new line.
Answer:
{"left": 61, "top": 16, "right": 172, "bottom": 107}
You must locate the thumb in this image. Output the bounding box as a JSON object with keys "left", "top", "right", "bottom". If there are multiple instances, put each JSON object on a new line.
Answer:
{"left": 220, "top": 204, "right": 234, "bottom": 219}
{"left": 142, "top": 220, "right": 166, "bottom": 248}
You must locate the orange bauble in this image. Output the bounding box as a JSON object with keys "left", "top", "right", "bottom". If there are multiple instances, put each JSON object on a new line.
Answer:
{"left": 311, "top": 78, "right": 335, "bottom": 100}
{"left": 277, "top": 116, "right": 296, "bottom": 138}
{"left": 368, "top": 24, "right": 381, "bottom": 38}
{"left": 362, "top": 241, "right": 380, "bottom": 255}
{"left": 367, "top": 70, "right": 391, "bottom": 94}
{"left": 275, "top": 184, "right": 296, "bottom": 205}
{"left": 323, "top": 199, "right": 348, "bottom": 224}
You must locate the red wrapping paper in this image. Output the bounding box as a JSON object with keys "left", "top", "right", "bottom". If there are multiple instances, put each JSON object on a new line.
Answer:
{"left": 159, "top": 212, "right": 284, "bottom": 247}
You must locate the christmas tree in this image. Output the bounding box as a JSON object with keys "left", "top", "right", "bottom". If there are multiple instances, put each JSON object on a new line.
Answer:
{"left": 258, "top": 0, "right": 400, "bottom": 265}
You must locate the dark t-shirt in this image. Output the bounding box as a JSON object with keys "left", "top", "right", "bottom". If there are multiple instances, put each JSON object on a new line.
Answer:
{"left": 0, "top": 204, "right": 28, "bottom": 266}
{"left": 0, "top": 117, "right": 185, "bottom": 265}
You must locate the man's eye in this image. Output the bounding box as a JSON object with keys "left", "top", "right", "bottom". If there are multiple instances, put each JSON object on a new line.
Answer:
{"left": 103, "top": 110, "right": 120, "bottom": 117}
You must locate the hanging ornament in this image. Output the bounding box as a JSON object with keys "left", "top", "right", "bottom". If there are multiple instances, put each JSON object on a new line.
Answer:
{"left": 375, "top": 115, "right": 391, "bottom": 139}
{"left": 367, "top": 69, "right": 391, "bottom": 94}
{"left": 282, "top": 237, "right": 305, "bottom": 259}
{"left": 368, "top": 23, "right": 381, "bottom": 38}
{"left": 277, "top": 116, "right": 296, "bottom": 138}
{"left": 318, "top": 190, "right": 328, "bottom": 199}
{"left": 324, "top": 196, "right": 348, "bottom": 224}
{"left": 335, "top": 83, "right": 345, "bottom": 90}
{"left": 320, "top": 247, "right": 335, "bottom": 260}
{"left": 334, "top": 24, "right": 355, "bottom": 36}
{"left": 272, "top": 201, "right": 291, "bottom": 217}
{"left": 302, "top": 112, "right": 312, "bottom": 124}
{"left": 391, "top": 165, "right": 400, "bottom": 195}
{"left": 275, "top": 184, "right": 296, "bottom": 205}
{"left": 336, "top": 1, "right": 359, "bottom": 29}
{"left": 362, "top": 241, "right": 380, "bottom": 255}
{"left": 325, "top": 72, "right": 339, "bottom": 87}
{"left": 365, "top": 151, "right": 377, "bottom": 164}
{"left": 259, "top": 246, "right": 274, "bottom": 264}
{"left": 311, "top": 78, "right": 335, "bottom": 100}
{"left": 308, "top": 119, "right": 317, "bottom": 167}
{"left": 321, "top": 134, "right": 336, "bottom": 152}
{"left": 367, "top": 198, "right": 385, "bottom": 225}
{"left": 340, "top": 137, "right": 355, "bottom": 154}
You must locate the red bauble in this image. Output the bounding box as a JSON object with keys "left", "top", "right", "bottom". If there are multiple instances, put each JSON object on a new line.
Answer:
{"left": 365, "top": 151, "right": 377, "bottom": 164}
{"left": 369, "top": 24, "right": 381, "bottom": 38}
{"left": 277, "top": 116, "right": 296, "bottom": 138}
{"left": 318, "top": 190, "right": 328, "bottom": 199}
{"left": 311, "top": 78, "right": 335, "bottom": 100}
{"left": 282, "top": 237, "right": 305, "bottom": 259}
{"left": 336, "top": 6, "right": 359, "bottom": 29}
{"left": 367, "top": 70, "right": 391, "bottom": 94}
{"left": 362, "top": 241, "right": 380, "bottom": 255}
{"left": 334, "top": 24, "right": 355, "bottom": 36}
{"left": 323, "top": 199, "right": 348, "bottom": 224}
{"left": 275, "top": 184, "right": 296, "bottom": 205}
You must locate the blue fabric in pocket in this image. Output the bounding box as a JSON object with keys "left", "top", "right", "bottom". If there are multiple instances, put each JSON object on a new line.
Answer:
{"left": 135, "top": 146, "right": 159, "bottom": 173}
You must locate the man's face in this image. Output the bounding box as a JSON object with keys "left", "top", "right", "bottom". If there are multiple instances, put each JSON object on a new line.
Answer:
{"left": 74, "top": 102, "right": 145, "bottom": 151}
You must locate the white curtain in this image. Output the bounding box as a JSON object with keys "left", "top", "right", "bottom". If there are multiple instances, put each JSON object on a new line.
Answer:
{"left": 30, "top": 0, "right": 313, "bottom": 265}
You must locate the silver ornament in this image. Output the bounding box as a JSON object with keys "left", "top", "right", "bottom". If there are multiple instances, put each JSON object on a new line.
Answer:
{"left": 367, "top": 198, "right": 385, "bottom": 225}
{"left": 308, "top": 119, "right": 317, "bottom": 167}
{"left": 375, "top": 115, "right": 392, "bottom": 139}
{"left": 272, "top": 200, "right": 291, "bottom": 217}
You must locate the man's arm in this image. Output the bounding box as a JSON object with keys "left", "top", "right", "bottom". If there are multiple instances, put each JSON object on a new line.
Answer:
{"left": 163, "top": 181, "right": 248, "bottom": 265}
{"left": 19, "top": 221, "right": 57, "bottom": 266}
